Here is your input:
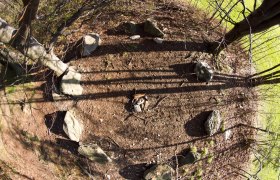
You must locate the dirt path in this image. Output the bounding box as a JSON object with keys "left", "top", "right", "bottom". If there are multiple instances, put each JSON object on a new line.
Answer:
{"left": 0, "top": 0, "right": 257, "bottom": 179}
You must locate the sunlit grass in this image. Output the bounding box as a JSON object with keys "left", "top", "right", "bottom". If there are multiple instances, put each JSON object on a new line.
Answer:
{"left": 186, "top": 0, "right": 280, "bottom": 179}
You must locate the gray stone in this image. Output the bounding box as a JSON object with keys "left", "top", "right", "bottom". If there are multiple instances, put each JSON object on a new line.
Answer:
{"left": 120, "top": 21, "right": 139, "bottom": 34}
{"left": 52, "top": 91, "right": 66, "bottom": 101}
{"left": 204, "top": 110, "right": 221, "bottom": 136}
{"left": 78, "top": 143, "right": 112, "bottom": 164}
{"left": 60, "top": 67, "right": 83, "bottom": 96}
{"left": 63, "top": 109, "right": 83, "bottom": 142}
{"left": 194, "top": 61, "right": 214, "bottom": 82}
{"left": 153, "top": 37, "right": 164, "bottom": 44}
{"left": 144, "top": 18, "right": 164, "bottom": 37}
{"left": 144, "top": 164, "right": 174, "bottom": 180}
{"left": 130, "top": 35, "right": 141, "bottom": 40}
{"left": 224, "top": 129, "right": 232, "bottom": 140}
{"left": 133, "top": 104, "right": 142, "bottom": 113}
{"left": 178, "top": 151, "right": 201, "bottom": 166}
{"left": 81, "top": 33, "right": 101, "bottom": 56}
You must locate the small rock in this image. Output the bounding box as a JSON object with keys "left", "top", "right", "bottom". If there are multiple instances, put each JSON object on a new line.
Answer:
{"left": 130, "top": 35, "right": 141, "bottom": 40}
{"left": 194, "top": 61, "right": 214, "bottom": 82}
{"left": 78, "top": 143, "right": 112, "bottom": 164}
{"left": 60, "top": 67, "right": 83, "bottom": 96}
{"left": 153, "top": 37, "right": 163, "bottom": 44}
{"left": 224, "top": 129, "right": 232, "bottom": 140}
{"left": 52, "top": 91, "right": 66, "bottom": 101}
{"left": 132, "top": 94, "right": 149, "bottom": 112}
{"left": 81, "top": 33, "right": 101, "bottom": 56}
{"left": 144, "top": 18, "right": 164, "bottom": 37}
{"left": 204, "top": 110, "right": 221, "bottom": 136}
{"left": 63, "top": 109, "right": 83, "bottom": 142}
{"left": 21, "top": 103, "right": 31, "bottom": 115}
{"left": 144, "top": 164, "right": 174, "bottom": 180}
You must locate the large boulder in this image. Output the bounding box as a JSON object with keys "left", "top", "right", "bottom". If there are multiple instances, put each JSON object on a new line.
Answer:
{"left": 78, "top": 143, "right": 112, "bottom": 164}
{"left": 204, "top": 110, "right": 221, "bottom": 136}
{"left": 60, "top": 67, "right": 83, "bottom": 96}
{"left": 144, "top": 18, "right": 164, "bottom": 37}
{"left": 63, "top": 33, "right": 101, "bottom": 61}
{"left": 194, "top": 61, "right": 214, "bottom": 82}
{"left": 63, "top": 109, "right": 83, "bottom": 142}
{"left": 80, "top": 33, "right": 101, "bottom": 56}
{"left": 144, "top": 164, "right": 174, "bottom": 180}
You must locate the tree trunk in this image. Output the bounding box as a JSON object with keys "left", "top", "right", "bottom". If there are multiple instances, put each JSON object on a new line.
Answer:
{"left": 0, "top": 18, "right": 83, "bottom": 96}
{"left": 11, "top": 0, "right": 39, "bottom": 50}
{"left": 209, "top": 0, "right": 280, "bottom": 54}
{"left": 63, "top": 33, "right": 101, "bottom": 62}
{"left": 0, "top": 47, "right": 26, "bottom": 75}
{"left": 0, "top": 18, "right": 68, "bottom": 76}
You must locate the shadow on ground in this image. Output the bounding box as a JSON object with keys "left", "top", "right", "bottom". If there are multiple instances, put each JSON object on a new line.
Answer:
{"left": 119, "top": 163, "right": 152, "bottom": 179}
{"left": 185, "top": 111, "right": 211, "bottom": 137}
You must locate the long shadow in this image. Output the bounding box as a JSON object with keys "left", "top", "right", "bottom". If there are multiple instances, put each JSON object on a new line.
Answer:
{"left": 1, "top": 62, "right": 254, "bottom": 105}
{"left": 4, "top": 79, "right": 248, "bottom": 105}
{"left": 80, "top": 69, "right": 174, "bottom": 74}
{"left": 56, "top": 138, "right": 79, "bottom": 155}
{"left": 76, "top": 74, "right": 246, "bottom": 86}
{"left": 87, "top": 39, "right": 207, "bottom": 57}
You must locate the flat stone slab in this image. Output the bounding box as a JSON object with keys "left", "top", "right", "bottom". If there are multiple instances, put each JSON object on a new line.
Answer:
{"left": 78, "top": 143, "right": 112, "bottom": 164}
{"left": 63, "top": 109, "right": 84, "bottom": 142}
{"left": 60, "top": 67, "right": 83, "bottom": 96}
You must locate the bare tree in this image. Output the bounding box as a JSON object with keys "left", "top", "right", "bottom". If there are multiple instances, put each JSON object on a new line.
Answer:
{"left": 0, "top": 0, "right": 110, "bottom": 95}
{"left": 208, "top": 0, "right": 280, "bottom": 55}
{"left": 11, "top": 0, "right": 40, "bottom": 50}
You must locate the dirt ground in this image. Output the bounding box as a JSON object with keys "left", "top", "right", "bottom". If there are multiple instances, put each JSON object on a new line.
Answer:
{"left": 0, "top": 0, "right": 257, "bottom": 179}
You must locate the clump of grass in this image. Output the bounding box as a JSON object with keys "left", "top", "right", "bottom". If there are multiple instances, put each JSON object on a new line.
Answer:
{"left": 195, "top": 168, "right": 203, "bottom": 177}
{"left": 21, "top": 130, "right": 40, "bottom": 143}
{"left": 0, "top": 121, "right": 3, "bottom": 132}
{"left": 207, "top": 155, "right": 214, "bottom": 164}
{"left": 190, "top": 146, "right": 197, "bottom": 153}
{"left": 179, "top": 167, "right": 188, "bottom": 176}
{"left": 5, "top": 86, "right": 16, "bottom": 94}
{"left": 220, "top": 121, "right": 225, "bottom": 132}
{"left": 201, "top": 147, "right": 208, "bottom": 157}
{"left": 207, "top": 139, "right": 215, "bottom": 147}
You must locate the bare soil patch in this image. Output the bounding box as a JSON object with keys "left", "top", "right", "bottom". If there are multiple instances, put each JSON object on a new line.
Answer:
{"left": 0, "top": 0, "right": 257, "bottom": 179}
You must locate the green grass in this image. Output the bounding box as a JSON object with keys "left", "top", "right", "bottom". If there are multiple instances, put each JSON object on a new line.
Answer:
{"left": 186, "top": 0, "right": 280, "bottom": 179}
{"left": 5, "top": 86, "right": 16, "bottom": 94}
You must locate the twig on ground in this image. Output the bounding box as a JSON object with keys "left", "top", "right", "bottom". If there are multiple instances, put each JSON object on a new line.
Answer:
{"left": 151, "top": 96, "right": 168, "bottom": 110}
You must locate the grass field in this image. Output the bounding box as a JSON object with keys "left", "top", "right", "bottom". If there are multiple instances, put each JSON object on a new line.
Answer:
{"left": 186, "top": 0, "right": 280, "bottom": 179}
